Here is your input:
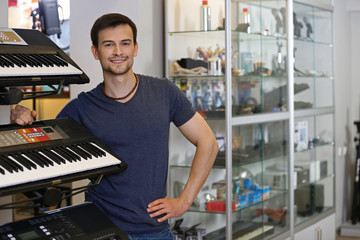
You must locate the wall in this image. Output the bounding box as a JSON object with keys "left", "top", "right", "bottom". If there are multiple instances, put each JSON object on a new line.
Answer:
{"left": 0, "top": 0, "right": 11, "bottom": 125}
{"left": 69, "top": 0, "right": 163, "bottom": 99}
{"left": 334, "top": 0, "right": 360, "bottom": 227}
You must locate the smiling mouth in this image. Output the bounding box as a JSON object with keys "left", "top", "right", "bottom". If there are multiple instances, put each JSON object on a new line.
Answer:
{"left": 110, "top": 57, "right": 127, "bottom": 64}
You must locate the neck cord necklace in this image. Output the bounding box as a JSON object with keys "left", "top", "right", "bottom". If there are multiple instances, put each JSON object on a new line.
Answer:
{"left": 102, "top": 73, "right": 138, "bottom": 100}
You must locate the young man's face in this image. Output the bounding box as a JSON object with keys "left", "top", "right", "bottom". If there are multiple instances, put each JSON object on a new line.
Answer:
{"left": 91, "top": 24, "right": 138, "bottom": 76}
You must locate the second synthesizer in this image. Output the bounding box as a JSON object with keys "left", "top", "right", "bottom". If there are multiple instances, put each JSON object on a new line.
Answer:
{"left": 0, "top": 117, "right": 127, "bottom": 197}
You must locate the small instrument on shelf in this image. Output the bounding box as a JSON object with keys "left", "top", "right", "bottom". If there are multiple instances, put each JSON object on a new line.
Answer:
{"left": 0, "top": 117, "right": 127, "bottom": 197}
{"left": 0, "top": 202, "right": 129, "bottom": 240}
{"left": 351, "top": 121, "right": 360, "bottom": 224}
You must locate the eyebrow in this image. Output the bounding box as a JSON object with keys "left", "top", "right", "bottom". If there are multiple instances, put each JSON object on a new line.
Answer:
{"left": 101, "top": 39, "right": 132, "bottom": 45}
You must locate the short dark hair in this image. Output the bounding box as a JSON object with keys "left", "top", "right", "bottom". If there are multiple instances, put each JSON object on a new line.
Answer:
{"left": 90, "top": 13, "right": 137, "bottom": 47}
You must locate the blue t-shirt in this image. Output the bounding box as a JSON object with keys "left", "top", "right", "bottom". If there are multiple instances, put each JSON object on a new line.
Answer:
{"left": 57, "top": 74, "right": 196, "bottom": 233}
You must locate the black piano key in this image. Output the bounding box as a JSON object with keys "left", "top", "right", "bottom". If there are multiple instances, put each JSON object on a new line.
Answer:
{"left": 22, "top": 152, "right": 42, "bottom": 168}
{"left": 39, "top": 150, "right": 59, "bottom": 165}
{"left": 37, "top": 151, "right": 55, "bottom": 166}
{"left": 29, "top": 54, "right": 46, "bottom": 67}
{"left": 48, "top": 54, "right": 66, "bottom": 67}
{"left": 66, "top": 146, "right": 82, "bottom": 161}
{"left": 88, "top": 142, "right": 106, "bottom": 157}
{"left": 0, "top": 156, "right": 14, "bottom": 173}
{"left": 0, "top": 58, "right": 5, "bottom": 67}
{"left": 80, "top": 143, "right": 99, "bottom": 158}
{"left": 63, "top": 146, "right": 81, "bottom": 161}
{"left": 12, "top": 54, "right": 30, "bottom": 67}
{"left": 73, "top": 144, "right": 92, "bottom": 159}
{"left": 17, "top": 54, "right": 37, "bottom": 67}
{"left": 0, "top": 56, "right": 9, "bottom": 67}
{"left": 27, "top": 54, "right": 43, "bottom": 67}
{"left": 55, "top": 55, "right": 68, "bottom": 66}
{"left": 3, "top": 54, "right": 24, "bottom": 67}
{"left": 0, "top": 166, "right": 5, "bottom": 175}
{"left": 24, "top": 54, "right": 41, "bottom": 67}
{"left": 19, "top": 154, "right": 37, "bottom": 169}
{"left": 0, "top": 55, "right": 14, "bottom": 67}
{"left": 42, "top": 149, "right": 64, "bottom": 164}
{"left": 53, "top": 147, "right": 74, "bottom": 162}
{"left": 12, "top": 55, "right": 27, "bottom": 67}
{"left": 9, "top": 154, "right": 33, "bottom": 170}
{"left": 34, "top": 54, "right": 51, "bottom": 67}
{"left": 25, "top": 151, "right": 46, "bottom": 168}
{"left": 49, "top": 149, "right": 67, "bottom": 164}
{"left": 74, "top": 145, "right": 92, "bottom": 159}
{"left": 68, "top": 145, "right": 89, "bottom": 160}
{"left": 0, "top": 156, "right": 21, "bottom": 172}
{"left": 40, "top": 55, "right": 54, "bottom": 67}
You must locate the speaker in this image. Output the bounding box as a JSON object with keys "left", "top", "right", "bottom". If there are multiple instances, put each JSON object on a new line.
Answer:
{"left": 39, "top": 0, "right": 61, "bottom": 36}
{"left": 295, "top": 183, "right": 324, "bottom": 216}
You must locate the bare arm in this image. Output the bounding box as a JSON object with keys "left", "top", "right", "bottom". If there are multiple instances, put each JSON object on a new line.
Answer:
{"left": 10, "top": 105, "right": 37, "bottom": 125}
{"left": 147, "top": 112, "right": 218, "bottom": 222}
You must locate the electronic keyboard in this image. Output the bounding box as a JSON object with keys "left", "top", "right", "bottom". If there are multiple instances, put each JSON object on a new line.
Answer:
{"left": 0, "top": 117, "right": 127, "bottom": 196}
{"left": 0, "top": 202, "right": 129, "bottom": 240}
{"left": 0, "top": 28, "right": 89, "bottom": 87}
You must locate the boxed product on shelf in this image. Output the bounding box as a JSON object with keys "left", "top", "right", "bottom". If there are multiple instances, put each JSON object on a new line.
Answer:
{"left": 206, "top": 201, "right": 236, "bottom": 212}
{"left": 294, "top": 120, "right": 309, "bottom": 152}
{"left": 295, "top": 183, "right": 324, "bottom": 216}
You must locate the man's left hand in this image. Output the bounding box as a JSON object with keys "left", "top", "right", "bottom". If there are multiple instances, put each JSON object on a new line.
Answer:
{"left": 147, "top": 196, "right": 190, "bottom": 222}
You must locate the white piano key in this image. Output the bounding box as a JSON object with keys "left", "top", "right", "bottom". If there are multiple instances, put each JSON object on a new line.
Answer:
{"left": 0, "top": 146, "right": 121, "bottom": 189}
{"left": 0, "top": 63, "right": 82, "bottom": 77}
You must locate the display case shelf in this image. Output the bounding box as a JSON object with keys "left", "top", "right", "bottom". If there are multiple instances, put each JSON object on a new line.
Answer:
{"left": 186, "top": 190, "right": 288, "bottom": 214}
{"left": 169, "top": 29, "right": 287, "bottom": 41}
{"left": 165, "top": 0, "right": 335, "bottom": 238}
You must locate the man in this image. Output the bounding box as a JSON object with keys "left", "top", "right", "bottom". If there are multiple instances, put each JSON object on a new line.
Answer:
{"left": 11, "top": 13, "right": 218, "bottom": 239}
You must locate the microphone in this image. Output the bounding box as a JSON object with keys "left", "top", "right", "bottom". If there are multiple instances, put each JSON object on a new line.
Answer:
{"left": 0, "top": 87, "right": 24, "bottom": 105}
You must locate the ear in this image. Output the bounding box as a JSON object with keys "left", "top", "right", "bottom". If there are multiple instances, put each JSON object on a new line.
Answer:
{"left": 134, "top": 42, "right": 139, "bottom": 57}
{"left": 91, "top": 45, "right": 99, "bottom": 60}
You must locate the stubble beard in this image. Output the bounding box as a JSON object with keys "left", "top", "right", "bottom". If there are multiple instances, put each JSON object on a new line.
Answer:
{"left": 103, "top": 58, "right": 133, "bottom": 76}
{"left": 104, "top": 65, "right": 131, "bottom": 76}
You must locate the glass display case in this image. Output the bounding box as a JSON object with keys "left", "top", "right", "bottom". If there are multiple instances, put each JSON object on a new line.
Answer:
{"left": 292, "top": 0, "right": 335, "bottom": 233}
{"left": 165, "top": 0, "right": 334, "bottom": 239}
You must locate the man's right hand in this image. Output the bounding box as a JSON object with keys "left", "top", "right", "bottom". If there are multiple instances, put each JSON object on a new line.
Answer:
{"left": 10, "top": 105, "right": 37, "bottom": 125}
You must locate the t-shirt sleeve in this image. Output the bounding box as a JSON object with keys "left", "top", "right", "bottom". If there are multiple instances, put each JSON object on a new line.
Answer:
{"left": 168, "top": 81, "right": 196, "bottom": 127}
{"left": 56, "top": 98, "right": 83, "bottom": 124}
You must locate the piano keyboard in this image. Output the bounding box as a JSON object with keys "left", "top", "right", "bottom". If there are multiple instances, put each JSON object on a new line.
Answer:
{"left": 0, "top": 141, "right": 120, "bottom": 189}
{"left": 0, "top": 53, "right": 82, "bottom": 77}
{"left": 0, "top": 117, "right": 127, "bottom": 196}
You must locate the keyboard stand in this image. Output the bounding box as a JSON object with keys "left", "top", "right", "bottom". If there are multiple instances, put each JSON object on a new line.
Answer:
{"left": 0, "top": 80, "right": 65, "bottom": 105}
{"left": 0, "top": 173, "right": 103, "bottom": 213}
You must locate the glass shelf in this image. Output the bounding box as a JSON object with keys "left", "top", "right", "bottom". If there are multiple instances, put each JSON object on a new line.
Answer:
{"left": 187, "top": 189, "right": 288, "bottom": 214}
{"left": 170, "top": 151, "right": 287, "bottom": 169}
{"left": 170, "top": 74, "right": 288, "bottom": 80}
{"left": 294, "top": 140, "right": 334, "bottom": 153}
{"left": 169, "top": 29, "right": 287, "bottom": 42}
{"left": 294, "top": 36, "right": 333, "bottom": 46}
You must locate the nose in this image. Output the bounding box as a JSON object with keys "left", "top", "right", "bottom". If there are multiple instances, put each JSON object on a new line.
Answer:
{"left": 113, "top": 44, "right": 122, "bottom": 56}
